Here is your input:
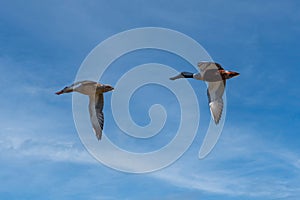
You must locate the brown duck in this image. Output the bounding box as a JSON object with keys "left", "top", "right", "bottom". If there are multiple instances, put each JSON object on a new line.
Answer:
{"left": 56, "top": 80, "right": 114, "bottom": 140}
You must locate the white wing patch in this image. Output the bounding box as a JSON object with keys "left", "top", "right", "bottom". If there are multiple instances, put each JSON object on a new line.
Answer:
{"left": 209, "top": 98, "right": 223, "bottom": 124}
{"left": 207, "top": 81, "right": 225, "bottom": 124}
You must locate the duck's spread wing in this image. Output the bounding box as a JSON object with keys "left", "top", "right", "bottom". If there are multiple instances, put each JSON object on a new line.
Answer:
{"left": 89, "top": 94, "right": 104, "bottom": 140}
{"left": 207, "top": 80, "right": 226, "bottom": 124}
{"left": 198, "top": 62, "right": 224, "bottom": 74}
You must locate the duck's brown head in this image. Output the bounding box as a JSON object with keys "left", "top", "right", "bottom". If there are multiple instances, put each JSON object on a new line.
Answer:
{"left": 55, "top": 86, "right": 74, "bottom": 95}
{"left": 99, "top": 84, "right": 114, "bottom": 93}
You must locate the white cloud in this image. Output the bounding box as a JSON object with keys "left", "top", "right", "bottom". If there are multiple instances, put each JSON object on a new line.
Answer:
{"left": 152, "top": 126, "right": 300, "bottom": 199}
{"left": 0, "top": 131, "right": 97, "bottom": 165}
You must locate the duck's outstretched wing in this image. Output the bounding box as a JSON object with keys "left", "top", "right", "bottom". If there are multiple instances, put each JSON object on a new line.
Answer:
{"left": 198, "top": 62, "right": 224, "bottom": 73}
{"left": 70, "top": 80, "right": 97, "bottom": 88}
{"left": 89, "top": 93, "right": 104, "bottom": 140}
{"left": 207, "top": 80, "right": 226, "bottom": 124}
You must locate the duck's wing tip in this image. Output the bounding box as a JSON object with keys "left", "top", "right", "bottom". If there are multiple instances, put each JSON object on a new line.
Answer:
{"left": 90, "top": 114, "right": 103, "bottom": 141}
{"left": 94, "top": 110, "right": 104, "bottom": 140}
{"left": 89, "top": 94, "right": 104, "bottom": 141}
{"left": 96, "top": 130, "right": 102, "bottom": 140}
{"left": 209, "top": 98, "right": 223, "bottom": 125}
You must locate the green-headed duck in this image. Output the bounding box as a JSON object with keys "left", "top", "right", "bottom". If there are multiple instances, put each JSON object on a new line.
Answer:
{"left": 170, "top": 62, "right": 239, "bottom": 124}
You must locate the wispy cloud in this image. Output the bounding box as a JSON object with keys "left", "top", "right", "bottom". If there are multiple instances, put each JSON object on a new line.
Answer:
{"left": 152, "top": 126, "right": 300, "bottom": 199}
{"left": 0, "top": 130, "right": 96, "bottom": 164}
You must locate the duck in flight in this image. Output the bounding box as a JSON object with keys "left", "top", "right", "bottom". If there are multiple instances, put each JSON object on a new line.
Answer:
{"left": 56, "top": 80, "right": 114, "bottom": 140}
{"left": 170, "top": 62, "right": 239, "bottom": 124}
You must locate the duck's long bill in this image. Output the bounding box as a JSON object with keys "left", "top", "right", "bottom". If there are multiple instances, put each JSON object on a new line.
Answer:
{"left": 232, "top": 72, "right": 240, "bottom": 77}
{"left": 55, "top": 90, "right": 64, "bottom": 95}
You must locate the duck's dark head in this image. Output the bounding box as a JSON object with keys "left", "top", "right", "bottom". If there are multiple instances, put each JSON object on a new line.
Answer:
{"left": 55, "top": 86, "right": 74, "bottom": 95}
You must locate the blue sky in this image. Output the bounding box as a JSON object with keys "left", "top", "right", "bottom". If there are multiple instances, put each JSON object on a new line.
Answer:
{"left": 1, "top": 0, "right": 300, "bottom": 199}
